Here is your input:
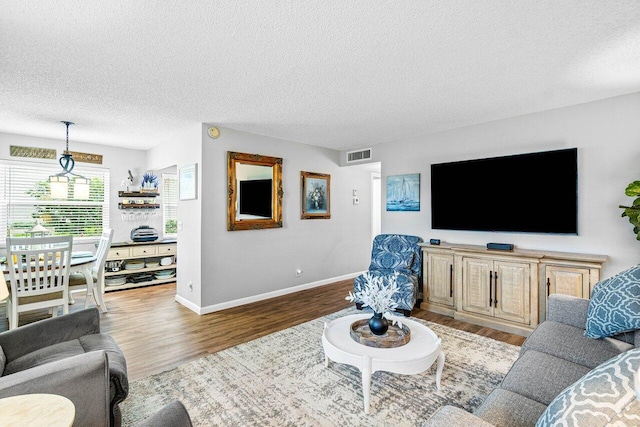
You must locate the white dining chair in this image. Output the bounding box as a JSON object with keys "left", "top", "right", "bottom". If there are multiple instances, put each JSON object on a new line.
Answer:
{"left": 5, "top": 235, "right": 73, "bottom": 329}
{"left": 69, "top": 228, "right": 114, "bottom": 312}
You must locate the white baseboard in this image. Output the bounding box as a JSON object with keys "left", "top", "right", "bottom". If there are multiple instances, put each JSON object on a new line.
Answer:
{"left": 174, "top": 294, "right": 202, "bottom": 314}
{"left": 174, "top": 272, "right": 362, "bottom": 315}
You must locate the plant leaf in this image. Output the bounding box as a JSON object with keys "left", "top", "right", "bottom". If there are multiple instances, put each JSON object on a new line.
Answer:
{"left": 626, "top": 181, "right": 640, "bottom": 197}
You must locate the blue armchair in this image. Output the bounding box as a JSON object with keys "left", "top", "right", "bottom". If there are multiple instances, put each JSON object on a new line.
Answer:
{"left": 353, "top": 234, "right": 424, "bottom": 317}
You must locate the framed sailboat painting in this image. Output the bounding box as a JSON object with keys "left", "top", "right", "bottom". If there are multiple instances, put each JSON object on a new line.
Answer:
{"left": 386, "top": 173, "right": 420, "bottom": 211}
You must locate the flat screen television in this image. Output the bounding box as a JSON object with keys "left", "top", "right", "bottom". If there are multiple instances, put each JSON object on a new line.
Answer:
{"left": 430, "top": 148, "right": 577, "bottom": 234}
{"left": 239, "top": 179, "right": 272, "bottom": 217}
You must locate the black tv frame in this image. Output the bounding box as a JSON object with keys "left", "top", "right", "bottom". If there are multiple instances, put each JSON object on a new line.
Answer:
{"left": 430, "top": 148, "right": 578, "bottom": 234}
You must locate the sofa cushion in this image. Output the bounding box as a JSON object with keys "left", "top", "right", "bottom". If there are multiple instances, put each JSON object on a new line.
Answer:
{"left": 473, "top": 388, "right": 547, "bottom": 427}
{"left": 585, "top": 264, "right": 640, "bottom": 339}
{"left": 522, "top": 321, "right": 633, "bottom": 369}
{"left": 3, "top": 339, "right": 85, "bottom": 376}
{"left": 501, "top": 350, "right": 590, "bottom": 406}
{"left": 546, "top": 294, "right": 590, "bottom": 329}
{"left": 536, "top": 348, "right": 640, "bottom": 426}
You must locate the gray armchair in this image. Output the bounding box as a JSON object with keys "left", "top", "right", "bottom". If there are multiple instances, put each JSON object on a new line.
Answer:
{"left": 136, "top": 400, "right": 193, "bottom": 427}
{"left": 0, "top": 308, "right": 128, "bottom": 427}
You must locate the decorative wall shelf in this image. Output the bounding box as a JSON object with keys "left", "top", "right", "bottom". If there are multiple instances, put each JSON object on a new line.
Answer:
{"left": 118, "top": 203, "right": 160, "bottom": 209}
{"left": 118, "top": 190, "right": 160, "bottom": 219}
{"left": 118, "top": 191, "right": 159, "bottom": 197}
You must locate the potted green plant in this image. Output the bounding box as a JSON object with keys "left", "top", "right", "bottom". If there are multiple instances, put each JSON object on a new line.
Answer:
{"left": 619, "top": 181, "right": 640, "bottom": 240}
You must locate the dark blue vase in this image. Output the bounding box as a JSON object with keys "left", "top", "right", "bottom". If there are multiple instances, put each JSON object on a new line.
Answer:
{"left": 368, "top": 312, "right": 389, "bottom": 335}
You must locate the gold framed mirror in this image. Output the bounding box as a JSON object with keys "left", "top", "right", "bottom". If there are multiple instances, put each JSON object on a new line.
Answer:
{"left": 227, "top": 151, "right": 283, "bottom": 231}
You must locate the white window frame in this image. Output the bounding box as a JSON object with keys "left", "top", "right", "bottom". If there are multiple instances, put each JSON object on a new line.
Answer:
{"left": 0, "top": 159, "right": 110, "bottom": 244}
{"left": 162, "top": 173, "right": 178, "bottom": 238}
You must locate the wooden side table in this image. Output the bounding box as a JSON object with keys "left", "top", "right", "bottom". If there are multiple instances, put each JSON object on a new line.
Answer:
{"left": 0, "top": 393, "right": 75, "bottom": 426}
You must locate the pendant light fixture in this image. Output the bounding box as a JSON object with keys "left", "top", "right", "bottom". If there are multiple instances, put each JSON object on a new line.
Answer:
{"left": 49, "top": 121, "right": 90, "bottom": 199}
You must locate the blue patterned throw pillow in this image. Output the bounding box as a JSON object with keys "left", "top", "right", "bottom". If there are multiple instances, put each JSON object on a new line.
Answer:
{"left": 584, "top": 264, "right": 640, "bottom": 339}
{"left": 536, "top": 348, "right": 640, "bottom": 426}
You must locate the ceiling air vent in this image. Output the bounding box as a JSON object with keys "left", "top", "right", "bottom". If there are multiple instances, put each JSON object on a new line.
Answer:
{"left": 346, "top": 148, "right": 372, "bottom": 163}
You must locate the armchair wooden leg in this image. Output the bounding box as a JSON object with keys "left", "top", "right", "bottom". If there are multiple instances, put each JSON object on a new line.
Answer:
{"left": 399, "top": 309, "right": 411, "bottom": 317}
{"left": 355, "top": 302, "right": 363, "bottom": 311}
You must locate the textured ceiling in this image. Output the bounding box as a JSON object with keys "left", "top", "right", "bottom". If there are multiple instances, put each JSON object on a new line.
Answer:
{"left": 1, "top": 1, "right": 640, "bottom": 151}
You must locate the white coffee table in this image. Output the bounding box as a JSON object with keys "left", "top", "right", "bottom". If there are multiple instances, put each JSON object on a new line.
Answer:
{"left": 322, "top": 313, "right": 445, "bottom": 414}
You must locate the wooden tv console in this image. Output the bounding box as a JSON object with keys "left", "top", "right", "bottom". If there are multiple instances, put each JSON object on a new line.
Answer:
{"left": 419, "top": 243, "right": 607, "bottom": 336}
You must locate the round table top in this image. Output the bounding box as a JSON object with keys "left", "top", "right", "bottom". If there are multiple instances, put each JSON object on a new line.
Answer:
{"left": 323, "top": 313, "right": 441, "bottom": 360}
{"left": 0, "top": 393, "right": 75, "bottom": 427}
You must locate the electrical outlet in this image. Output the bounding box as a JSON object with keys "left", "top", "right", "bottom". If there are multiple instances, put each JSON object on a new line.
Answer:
{"left": 353, "top": 197, "right": 359, "bottom": 205}
{"left": 295, "top": 269, "right": 302, "bottom": 277}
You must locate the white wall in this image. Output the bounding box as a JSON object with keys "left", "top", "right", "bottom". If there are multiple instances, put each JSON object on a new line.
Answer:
{"left": 147, "top": 124, "right": 203, "bottom": 309}
{"left": 198, "top": 127, "right": 372, "bottom": 309}
{"left": 1, "top": 126, "right": 372, "bottom": 313}
{"left": 361, "top": 92, "right": 640, "bottom": 278}
{"left": 9, "top": 92, "right": 634, "bottom": 311}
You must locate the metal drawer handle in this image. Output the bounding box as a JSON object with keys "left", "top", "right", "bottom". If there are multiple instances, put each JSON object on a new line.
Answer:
{"left": 489, "top": 271, "right": 493, "bottom": 306}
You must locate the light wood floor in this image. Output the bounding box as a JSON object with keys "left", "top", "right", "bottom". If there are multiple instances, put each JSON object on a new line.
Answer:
{"left": 1, "top": 280, "right": 525, "bottom": 381}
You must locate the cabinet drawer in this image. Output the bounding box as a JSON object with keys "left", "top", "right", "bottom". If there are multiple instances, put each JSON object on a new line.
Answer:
{"left": 108, "top": 247, "right": 130, "bottom": 259}
{"left": 131, "top": 246, "right": 157, "bottom": 257}
{"left": 158, "top": 244, "right": 177, "bottom": 255}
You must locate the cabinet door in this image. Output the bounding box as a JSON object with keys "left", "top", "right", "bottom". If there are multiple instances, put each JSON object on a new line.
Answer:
{"left": 494, "top": 261, "right": 530, "bottom": 325}
{"left": 462, "top": 258, "right": 493, "bottom": 316}
{"left": 545, "top": 265, "right": 590, "bottom": 299}
{"left": 427, "top": 253, "right": 454, "bottom": 307}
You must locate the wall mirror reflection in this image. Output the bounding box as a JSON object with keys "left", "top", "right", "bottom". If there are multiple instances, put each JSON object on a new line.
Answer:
{"left": 227, "top": 151, "right": 283, "bottom": 231}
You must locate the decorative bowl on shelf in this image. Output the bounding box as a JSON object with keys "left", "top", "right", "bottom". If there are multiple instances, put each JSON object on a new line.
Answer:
{"left": 124, "top": 260, "right": 145, "bottom": 270}
{"left": 155, "top": 270, "right": 176, "bottom": 280}
{"left": 105, "top": 276, "right": 127, "bottom": 287}
{"left": 145, "top": 257, "right": 160, "bottom": 267}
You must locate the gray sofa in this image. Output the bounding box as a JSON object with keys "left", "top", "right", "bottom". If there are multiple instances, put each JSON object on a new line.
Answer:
{"left": 0, "top": 308, "right": 128, "bottom": 427}
{"left": 424, "top": 294, "right": 639, "bottom": 427}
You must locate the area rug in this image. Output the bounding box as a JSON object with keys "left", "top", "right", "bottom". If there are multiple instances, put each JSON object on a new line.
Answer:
{"left": 121, "top": 307, "right": 520, "bottom": 426}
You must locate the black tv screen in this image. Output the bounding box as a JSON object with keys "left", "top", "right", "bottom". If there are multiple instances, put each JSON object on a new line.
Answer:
{"left": 239, "top": 179, "right": 272, "bottom": 217}
{"left": 431, "top": 148, "right": 577, "bottom": 234}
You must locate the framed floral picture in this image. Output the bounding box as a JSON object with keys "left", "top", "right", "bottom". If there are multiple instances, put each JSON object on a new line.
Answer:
{"left": 301, "top": 171, "right": 330, "bottom": 219}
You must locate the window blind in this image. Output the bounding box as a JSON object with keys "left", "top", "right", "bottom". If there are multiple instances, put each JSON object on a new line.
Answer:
{"left": 162, "top": 174, "right": 178, "bottom": 236}
{"left": 0, "top": 159, "right": 110, "bottom": 241}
